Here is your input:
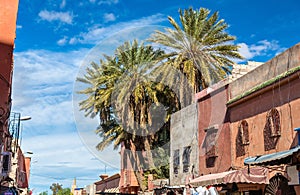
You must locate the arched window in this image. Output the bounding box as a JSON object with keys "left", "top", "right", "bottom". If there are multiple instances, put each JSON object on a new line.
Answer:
{"left": 240, "top": 120, "right": 249, "bottom": 145}
{"left": 264, "top": 108, "right": 281, "bottom": 151}
{"left": 236, "top": 120, "right": 249, "bottom": 157}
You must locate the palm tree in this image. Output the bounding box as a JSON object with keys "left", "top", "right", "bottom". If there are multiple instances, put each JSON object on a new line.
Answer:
{"left": 149, "top": 7, "right": 243, "bottom": 96}
{"left": 77, "top": 40, "right": 177, "bottom": 191}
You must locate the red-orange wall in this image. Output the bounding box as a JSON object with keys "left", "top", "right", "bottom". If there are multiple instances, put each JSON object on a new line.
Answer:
{"left": 17, "top": 148, "right": 28, "bottom": 188}
{"left": 25, "top": 157, "right": 31, "bottom": 185}
{"left": 229, "top": 72, "right": 300, "bottom": 168}
{"left": 0, "top": 0, "right": 19, "bottom": 141}
{"left": 197, "top": 84, "right": 232, "bottom": 175}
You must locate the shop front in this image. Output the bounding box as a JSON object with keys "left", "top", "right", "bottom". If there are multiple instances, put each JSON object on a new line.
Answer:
{"left": 189, "top": 167, "right": 269, "bottom": 194}
{"left": 244, "top": 146, "right": 300, "bottom": 195}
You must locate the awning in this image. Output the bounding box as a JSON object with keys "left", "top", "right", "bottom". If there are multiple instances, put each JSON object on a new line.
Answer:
{"left": 189, "top": 167, "right": 269, "bottom": 186}
{"left": 244, "top": 146, "right": 300, "bottom": 166}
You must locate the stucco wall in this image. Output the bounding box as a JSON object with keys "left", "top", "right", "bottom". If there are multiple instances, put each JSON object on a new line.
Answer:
{"left": 170, "top": 103, "right": 198, "bottom": 186}
{"left": 229, "top": 60, "right": 300, "bottom": 167}
{"left": 197, "top": 85, "right": 232, "bottom": 175}
{"left": 0, "top": 0, "right": 19, "bottom": 155}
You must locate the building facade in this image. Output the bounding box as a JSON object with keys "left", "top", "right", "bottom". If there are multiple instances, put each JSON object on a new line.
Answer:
{"left": 119, "top": 142, "right": 139, "bottom": 194}
{"left": 170, "top": 103, "right": 198, "bottom": 186}
{"left": 228, "top": 43, "right": 300, "bottom": 194}
{"left": 196, "top": 81, "right": 231, "bottom": 176}
{"left": 0, "top": 0, "right": 19, "bottom": 193}
{"left": 187, "top": 43, "right": 300, "bottom": 194}
{"left": 94, "top": 174, "right": 120, "bottom": 194}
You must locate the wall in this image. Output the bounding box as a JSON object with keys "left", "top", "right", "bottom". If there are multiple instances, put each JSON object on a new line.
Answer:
{"left": 0, "top": 0, "right": 19, "bottom": 150}
{"left": 119, "top": 142, "right": 139, "bottom": 194}
{"left": 84, "top": 184, "right": 95, "bottom": 195}
{"left": 196, "top": 83, "right": 232, "bottom": 175}
{"left": 229, "top": 70, "right": 300, "bottom": 167}
{"left": 0, "top": 0, "right": 19, "bottom": 190}
{"left": 95, "top": 174, "right": 120, "bottom": 192}
{"left": 229, "top": 43, "right": 300, "bottom": 99}
{"left": 228, "top": 42, "right": 300, "bottom": 168}
{"left": 170, "top": 103, "right": 198, "bottom": 186}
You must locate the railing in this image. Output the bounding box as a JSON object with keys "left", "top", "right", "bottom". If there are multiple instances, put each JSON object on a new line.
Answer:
{"left": 8, "top": 112, "right": 21, "bottom": 155}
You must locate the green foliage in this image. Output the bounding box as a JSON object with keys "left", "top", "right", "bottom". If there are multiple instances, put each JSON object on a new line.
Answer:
{"left": 77, "top": 6, "right": 243, "bottom": 192}
{"left": 57, "top": 188, "right": 71, "bottom": 195}
{"left": 49, "top": 183, "right": 72, "bottom": 195}
{"left": 50, "top": 183, "right": 62, "bottom": 195}
{"left": 39, "top": 191, "right": 48, "bottom": 195}
{"left": 77, "top": 40, "right": 178, "bottom": 191}
{"left": 149, "top": 7, "right": 243, "bottom": 92}
{"left": 77, "top": 40, "right": 178, "bottom": 152}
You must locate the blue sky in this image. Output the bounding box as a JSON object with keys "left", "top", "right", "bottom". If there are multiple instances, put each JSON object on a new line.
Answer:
{"left": 11, "top": 0, "right": 300, "bottom": 194}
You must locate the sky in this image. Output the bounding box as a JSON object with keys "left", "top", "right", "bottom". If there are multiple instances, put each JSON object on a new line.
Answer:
{"left": 11, "top": 0, "right": 300, "bottom": 194}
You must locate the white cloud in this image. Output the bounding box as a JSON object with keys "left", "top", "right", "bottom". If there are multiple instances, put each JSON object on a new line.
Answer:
{"left": 17, "top": 25, "right": 22, "bottom": 29}
{"left": 70, "top": 14, "right": 166, "bottom": 45}
{"left": 38, "top": 10, "right": 73, "bottom": 24}
{"left": 57, "top": 36, "right": 68, "bottom": 45}
{"left": 12, "top": 49, "right": 89, "bottom": 127}
{"left": 238, "top": 40, "right": 286, "bottom": 60}
{"left": 22, "top": 133, "right": 119, "bottom": 194}
{"left": 103, "top": 13, "right": 116, "bottom": 22}
{"left": 12, "top": 48, "right": 120, "bottom": 194}
{"left": 237, "top": 43, "right": 254, "bottom": 59}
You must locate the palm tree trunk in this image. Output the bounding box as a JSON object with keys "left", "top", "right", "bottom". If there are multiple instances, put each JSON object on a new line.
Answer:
{"left": 144, "top": 136, "right": 155, "bottom": 170}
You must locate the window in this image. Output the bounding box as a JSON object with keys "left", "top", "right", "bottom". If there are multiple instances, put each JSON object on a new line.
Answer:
{"left": 236, "top": 120, "right": 249, "bottom": 157}
{"left": 204, "top": 127, "right": 218, "bottom": 157}
{"left": 268, "top": 108, "right": 281, "bottom": 137}
{"left": 2, "top": 152, "right": 11, "bottom": 176}
{"left": 173, "top": 149, "right": 179, "bottom": 174}
{"left": 203, "top": 126, "right": 218, "bottom": 167}
{"left": 264, "top": 108, "right": 281, "bottom": 151}
{"left": 240, "top": 120, "right": 249, "bottom": 145}
{"left": 182, "top": 146, "right": 191, "bottom": 173}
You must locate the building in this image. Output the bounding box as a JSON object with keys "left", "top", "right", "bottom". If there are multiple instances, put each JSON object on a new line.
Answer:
{"left": 85, "top": 183, "right": 96, "bottom": 195}
{"left": 94, "top": 174, "right": 120, "bottom": 194}
{"left": 169, "top": 103, "right": 198, "bottom": 186}
{"left": 196, "top": 80, "right": 231, "bottom": 176}
{"left": 228, "top": 42, "right": 300, "bottom": 194}
{"left": 119, "top": 142, "right": 139, "bottom": 194}
{"left": 74, "top": 188, "right": 87, "bottom": 195}
{"left": 169, "top": 62, "right": 263, "bottom": 188}
{"left": 187, "top": 43, "right": 300, "bottom": 194}
{"left": 0, "top": 0, "right": 19, "bottom": 193}
{"left": 9, "top": 146, "right": 29, "bottom": 195}
{"left": 169, "top": 53, "right": 300, "bottom": 194}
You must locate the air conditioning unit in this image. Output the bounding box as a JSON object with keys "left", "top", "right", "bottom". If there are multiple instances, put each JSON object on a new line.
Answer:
{"left": 287, "top": 165, "right": 300, "bottom": 185}
{"left": 1, "top": 151, "right": 12, "bottom": 177}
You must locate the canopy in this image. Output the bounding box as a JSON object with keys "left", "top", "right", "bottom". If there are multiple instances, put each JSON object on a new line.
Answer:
{"left": 244, "top": 146, "right": 300, "bottom": 166}
{"left": 189, "top": 167, "right": 269, "bottom": 186}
